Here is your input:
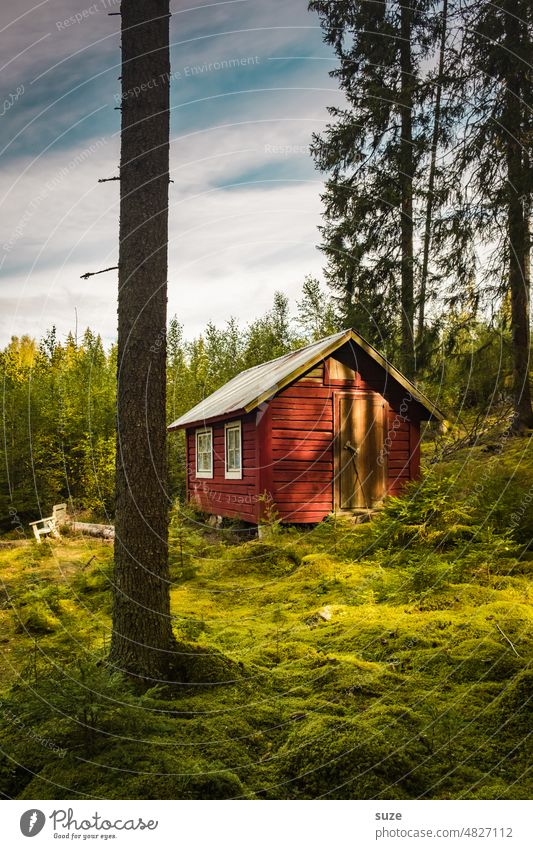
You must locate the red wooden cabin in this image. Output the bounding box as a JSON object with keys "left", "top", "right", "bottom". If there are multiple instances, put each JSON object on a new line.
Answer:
{"left": 168, "top": 329, "right": 443, "bottom": 524}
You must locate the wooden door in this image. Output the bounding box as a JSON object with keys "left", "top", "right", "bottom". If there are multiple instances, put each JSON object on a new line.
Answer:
{"left": 336, "top": 394, "right": 386, "bottom": 510}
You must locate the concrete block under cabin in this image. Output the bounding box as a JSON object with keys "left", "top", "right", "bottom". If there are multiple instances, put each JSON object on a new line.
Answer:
{"left": 168, "top": 328, "right": 444, "bottom": 526}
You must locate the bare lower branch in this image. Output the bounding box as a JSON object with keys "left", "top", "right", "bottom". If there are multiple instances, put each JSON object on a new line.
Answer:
{"left": 495, "top": 622, "right": 521, "bottom": 658}
{"left": 80, "top": 265, "right": 118, "bottom": 280}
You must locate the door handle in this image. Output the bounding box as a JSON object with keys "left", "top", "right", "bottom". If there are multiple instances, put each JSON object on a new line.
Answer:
{"left": 344, "top": 440, "right": 358, "bottom": 455}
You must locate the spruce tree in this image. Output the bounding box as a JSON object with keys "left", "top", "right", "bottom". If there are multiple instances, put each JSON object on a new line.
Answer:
{"left": 451, "top": 0, "right": 533, "bottom": 430}
{"left": 309, "top": 0, "right": 459, "bottom": 375}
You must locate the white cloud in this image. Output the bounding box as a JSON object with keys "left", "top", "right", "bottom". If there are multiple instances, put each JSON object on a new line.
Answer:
{"left": 0, "top": 116, "right": 329, "bottom": 345}
{"left": 0, "top": 0, "right": 342, "bottom": 345}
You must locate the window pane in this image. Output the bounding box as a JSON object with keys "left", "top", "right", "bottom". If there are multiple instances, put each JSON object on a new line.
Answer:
{"left": 197, "top": 431, "right": 212, "bottom": 473}
{"left": 226, "top": 425, "right": 241, "bottom": 472}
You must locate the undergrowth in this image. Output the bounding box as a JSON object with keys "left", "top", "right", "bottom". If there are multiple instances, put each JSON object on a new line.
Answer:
{"left": 0, "top": 436, "right": 531, "bottom": 800}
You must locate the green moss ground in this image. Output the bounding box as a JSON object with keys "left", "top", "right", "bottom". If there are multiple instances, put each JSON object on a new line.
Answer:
{"left": 0, "top": 436, "right": 532, "bottom": 799}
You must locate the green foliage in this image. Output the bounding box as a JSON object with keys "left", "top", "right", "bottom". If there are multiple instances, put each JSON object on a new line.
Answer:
{"left": 257, "top": 491, "right": 282, "bottom": 537}
{"left": 296, "top": 276, "right": 339, "bottom": 341}
{"left": 492, "top": 669, "right": 533, "bottom": 742}
{"left": 0, "top": 329, "right": 116, "bottom": 525}
{"left": 70, "top": 554, "right": 114, "bottom": 598}
{"left": 400, "top": 553, "right": 451, "bottom": 600}
{"left": 15, "top": 603, "right": 61, "bottom": 635}
{"left": 80, "top": 434, "right": 116, "bottom": 516}
{"left": 372, "top": 474, "right": 475, "bottom": 546}
{"left": 225, "top": 540, "right": 301, "bottom": 578}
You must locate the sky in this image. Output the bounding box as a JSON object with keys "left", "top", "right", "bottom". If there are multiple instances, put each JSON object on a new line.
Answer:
{"left": 0, "top": 0, "right": 342, "bottom": 346}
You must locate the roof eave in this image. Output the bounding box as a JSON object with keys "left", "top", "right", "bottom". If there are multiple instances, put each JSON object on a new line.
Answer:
{"left": 167, "top": 408, "right": 247, "bottom": 431}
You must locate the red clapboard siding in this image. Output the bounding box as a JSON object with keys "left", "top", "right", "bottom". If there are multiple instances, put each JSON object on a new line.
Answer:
{"left": 265, "top": 378, "right": 335, "bottom": 522}
{"left": 276, "top": 495, "right": 332, "bottom": 509}
{"left": 383, "top": 413, "right": 419, "bottom": 497}
{"left": 409, "top": 419, "right": 421, "bottom": 480}
{"left": 270, "top": 405, "right": 332, "bottom": 423}
{"left": 279, "top": 387, "right": 332, "bottom": 400}
{"left": 271, "top": 416, "right": 332, "bottom": 428}
{"left": 274, "top": 469, "right": 330, "bottom": 482}
{"left": 386, "top": 420, "right": 410, "bottom": 432}
{"left": 272, "top": 403, "right": 332, "bottom": 413}
{"left": 186, "top": 413, "right": 260, "bottom": 521}
{"left": 272, "top": 451, "right": 333, "bottom": 464}
{"left": 272, "top": 429, "right": 333, "bottom": 442}
{"left": 275, "top": 483, "right": 332, "bottom": 497}
{"left": 388, "top": 444, "right": 410, "bottom": 455}
{"left": 273, "top": 462, "right": 332, "bottom": 474}
{"left": 276, "top": 506, "right": 332, "bottom": 519}
{"left": 388, "top": 460, "right": 411, "bottom": 471}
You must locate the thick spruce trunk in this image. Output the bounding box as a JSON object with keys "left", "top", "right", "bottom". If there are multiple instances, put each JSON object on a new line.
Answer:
{"left": 399, "top": 1, "right": 415, "bottom": 377}
{"left": 110, "top": 0, "right": 176, "bottom": 680}
{"left": 504, "top": 5, "right": 533, "bottom": 432}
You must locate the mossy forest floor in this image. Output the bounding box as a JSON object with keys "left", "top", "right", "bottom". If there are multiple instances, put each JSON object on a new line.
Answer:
{"left": 0, "top": 434, "right": 532, "bottom": 799}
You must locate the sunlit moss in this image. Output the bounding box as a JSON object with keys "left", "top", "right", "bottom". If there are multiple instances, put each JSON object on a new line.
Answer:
{"left": 0, "top": 435, "right": 532, "bottom": 798}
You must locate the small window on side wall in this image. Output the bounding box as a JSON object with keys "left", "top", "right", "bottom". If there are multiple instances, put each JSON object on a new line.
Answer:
{"left": 225, "top": 421, "right": 242, "bottom": 479}
{"left": 195, "top": 427, "right": 213, "bottom": 478}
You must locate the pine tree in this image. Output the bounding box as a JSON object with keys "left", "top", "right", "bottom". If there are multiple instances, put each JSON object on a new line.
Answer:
{"left": 110, "top": 0, "right": 178, "bottom": 680}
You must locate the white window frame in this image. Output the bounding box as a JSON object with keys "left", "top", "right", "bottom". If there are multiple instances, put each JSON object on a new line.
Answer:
{"left": 224, "top": 420, "right": 242, "bottom": 479}
{"left": 195, "top": 427, "right": 213, "bottom": 478}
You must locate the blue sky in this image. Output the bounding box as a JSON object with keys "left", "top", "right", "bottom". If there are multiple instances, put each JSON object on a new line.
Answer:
{"left": 0, "top": 0, "right": 342, "bottom": 345}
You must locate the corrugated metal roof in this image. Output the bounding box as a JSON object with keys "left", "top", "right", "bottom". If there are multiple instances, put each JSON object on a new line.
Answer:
{"left": 168, "top": 328, "right": 444, "bottom": 430}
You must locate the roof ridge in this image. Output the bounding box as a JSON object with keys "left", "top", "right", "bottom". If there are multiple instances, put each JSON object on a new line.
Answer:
{"left": 237, "top": 328, "right": 349, "bottom": 376}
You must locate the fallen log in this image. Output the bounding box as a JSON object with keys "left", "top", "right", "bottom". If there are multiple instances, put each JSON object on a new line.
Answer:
{"left": 71, "top": 522, "right": 115, "bottom": 540}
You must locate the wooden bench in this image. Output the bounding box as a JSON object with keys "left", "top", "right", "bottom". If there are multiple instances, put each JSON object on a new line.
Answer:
{"left": 29, "top": 503, "right": 68, "bottom": 543}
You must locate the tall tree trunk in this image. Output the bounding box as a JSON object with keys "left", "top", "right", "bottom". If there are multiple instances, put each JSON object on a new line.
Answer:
{"left": 110, "top": 0, "right": 176, "bottom": 679}
{"left": 417, "top": 0, "right": 448, "bottom": 350}
{"left": 505, "top": 5, "right": 533, "bottom": 431}
{"left": 399, "top": 1, "right": 415, "bottom": 377}
{"left": 523, "top": 149, "right": 531, "bottom": 325}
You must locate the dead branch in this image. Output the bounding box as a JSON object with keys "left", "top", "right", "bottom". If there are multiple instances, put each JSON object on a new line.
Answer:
{"left": 495, "top": 622, "right": 521, "bottom": 657}
{"left": 80, "top": 265, "right": 118, "bottom": 280}
{"left": 429, "top": 404, "right": 513, "bottom": 463}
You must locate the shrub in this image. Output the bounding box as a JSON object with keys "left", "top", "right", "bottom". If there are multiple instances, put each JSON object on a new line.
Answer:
{"left": 15, "top": 603, "right": 60, "bottom": 635}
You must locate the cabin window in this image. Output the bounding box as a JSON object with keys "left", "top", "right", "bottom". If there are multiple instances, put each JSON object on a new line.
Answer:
{"left": 225, "top": 421, "right": 242, "bottom": 479}
{"left": 195, "top": 428, "right": 213, "bottom": 478}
